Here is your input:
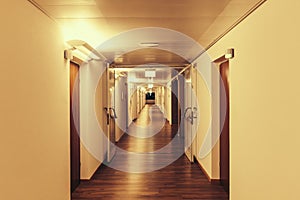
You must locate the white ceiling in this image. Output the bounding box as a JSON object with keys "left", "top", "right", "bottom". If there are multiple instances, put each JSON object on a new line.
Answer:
{"left": 33, "top": 0, "right": 262, "bottom": 62}
{"left": 97, "top": 27, "right": 203, "bottom": 65}
{"left": 32, "top": 0, "right": 263, "bottom": 84}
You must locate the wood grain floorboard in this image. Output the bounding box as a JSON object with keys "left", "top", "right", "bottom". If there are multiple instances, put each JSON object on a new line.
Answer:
{"left": 72, "top": 105, "right": 229, "bottom": 200}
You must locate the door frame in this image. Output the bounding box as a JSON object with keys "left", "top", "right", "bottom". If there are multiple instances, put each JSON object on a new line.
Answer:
{"left": 212, "top": 55, "right": 230, "bottom": 194}
{"left": 70, "top": 61, "right": 80, "bottom": 192}
{"left": 106, "top": 65, "right": 117, "bottom": 162}
{"left": 183, "top": 67, "right": 195, "bottom": 163}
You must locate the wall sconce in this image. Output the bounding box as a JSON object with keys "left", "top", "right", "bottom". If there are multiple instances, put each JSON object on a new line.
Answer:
{"left": 66, "top": 40, "right": 105, "bottom": 62}
{"left": 64, "top": 49, "right": 73, "bottom": 60}
{"left": 225, "top": 48, "right": 234, "bottom": 59}
{"left": 139, "top": 42, "right": 159, "bottom": 47}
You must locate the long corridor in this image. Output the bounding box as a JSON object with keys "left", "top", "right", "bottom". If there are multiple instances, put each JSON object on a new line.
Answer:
{"left": 72, "top": 105, "right": 229, "bottom": 200}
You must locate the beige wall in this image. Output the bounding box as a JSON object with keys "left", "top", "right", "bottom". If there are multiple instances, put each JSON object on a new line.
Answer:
{"left": 136, "top": 88, "right": 145, "bottom": 114}
{"left": 128, "top": 83, "right": 138, "bottom": 121}
{"left": 0, "top": 1, "right": 69, "bottom": 200}
{"left": 155, "top": 86, "right": 165, "bottom": 113}
{"left": 164, "top": 85, "right": 172, "bottom": 123}
{"left": 199, "top": 0, "right": 300, "bottom": 199}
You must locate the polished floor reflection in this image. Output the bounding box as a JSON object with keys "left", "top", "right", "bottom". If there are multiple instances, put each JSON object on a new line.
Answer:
{"left": 72, "top": 105, "right": 229, "bottom": 200}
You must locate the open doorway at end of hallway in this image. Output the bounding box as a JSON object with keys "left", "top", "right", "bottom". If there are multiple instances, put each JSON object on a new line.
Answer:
{"left": 145, "top": 91, "right": 155, "bottom": 104}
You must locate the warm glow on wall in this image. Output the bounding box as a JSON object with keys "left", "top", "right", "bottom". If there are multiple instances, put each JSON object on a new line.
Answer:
{"left": 60, "top": 20, "right": 111, "bottom": 48}
{"left": 140, "top": 87, "right": 146, "bottom": 92}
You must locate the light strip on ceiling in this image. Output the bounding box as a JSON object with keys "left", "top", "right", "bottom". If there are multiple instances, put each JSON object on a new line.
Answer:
{"left": 145, "top": 70, "right": 156, "bottom": 78}
{"left": 139, "top": 42, "right": 159, "bottom": 47}
{"left": 148, "top": 84, "right": 154, "bottom": 89}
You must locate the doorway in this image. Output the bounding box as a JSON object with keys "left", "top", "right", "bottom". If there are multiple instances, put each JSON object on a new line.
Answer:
{"left": 183, "top": 67, "right": 198, "bottom": 163}
{"left": 219, "top": 60, "right": 230, "bottom": 194}
{"left": 70, "top": 62, "right": 80, "bottom": 192}
{"left": 171, "top": 76, "right": 179, "bottom": 125}
{"left": 106, "top": 67, "right": 117, "bottom": 162}
{"left": 146, "top": 92, "right": 155, "bottom": 104}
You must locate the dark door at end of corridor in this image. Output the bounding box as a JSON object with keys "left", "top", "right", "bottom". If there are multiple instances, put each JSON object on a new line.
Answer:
{"left": 70, "top": 62, "right": 80, "bottom": 192}
{"left": 220, "top": 60, "right": 230, "bottom": 194}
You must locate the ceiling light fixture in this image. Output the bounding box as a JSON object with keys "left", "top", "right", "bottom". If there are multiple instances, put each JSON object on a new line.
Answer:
{"left": 148, "top": 84, "right": 153, "bottom": 89}
{"left": 225, "top": 48, "right": 234, "bottom": 59}
{"left": 139, "top": 42, "right": 159, "bottom": 47}
{"left": 145, "top": 57, "right": 156, "bottom": 61}
{"left": 145, "top": 69, "right": 156, "bottom": 78}
{"left": 66, "top": 40, "right": 105, "bottom": 62}
{"left": 148, "top": 77, "right": 154, "bottom": 83}
{"left": 114, "top": 56, "right": 124, "bottom": 63}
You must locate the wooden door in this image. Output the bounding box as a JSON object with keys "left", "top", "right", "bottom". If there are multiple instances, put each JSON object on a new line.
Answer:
{"left": 70, "top": 62, "right": 80, "bottom": 192}
{"left": 220, "top": 61, "right": 230, "bottom": 193}
{"left": 171, "top": 77, "right": 179, "bottom": 125}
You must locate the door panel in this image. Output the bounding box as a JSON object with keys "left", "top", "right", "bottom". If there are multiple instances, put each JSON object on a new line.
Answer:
{"left": 70, "top": 62, "right": 80, "bottom": 192}
{"left": 106, "top": 67, "right": 117, "bottom": 162}
{"left": 171, "top": 71, "right": 179, "bottom": 125}
{"left": 184, "top": 68, "right": 193, "bottom": 162}
{"left": 220, "top": 61, "right": 230, "bottom": 193}
{"left": 191, "top": 67, "right": 198, "bottom": 158}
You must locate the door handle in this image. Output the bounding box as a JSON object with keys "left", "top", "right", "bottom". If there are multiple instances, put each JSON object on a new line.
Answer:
{"left": 192, "top": 107, "right": 197, "bottom": 119}
{"left": 184, "top": 107, "right": 197, "bottom": 125}
{"left": 184, "top": 107, "right": 193, "bottom": 124}
{"left": 109, "top": 107, "right": 118, "bottom": 119}
{"left": 104, "top": 107, "right": 110, "bottom": 125}
{"left": 184, "top": 107, "right": 192, "bottom": 118}
{"left": 190, "top": 107, "right": 198, "bottom": 125}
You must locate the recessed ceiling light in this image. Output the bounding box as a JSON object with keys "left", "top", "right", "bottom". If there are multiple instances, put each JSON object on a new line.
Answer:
{"left": 145, "top": 57, "right": 156, "bottom": 61}
{"left": 145, "top": 70, "right": 156, "bottom": 78}
{"left": 139, "top": 42, "right": 159, "bottom": 47}
{"left": 114, "top": 56, "right": 123, "bottom": 63}
{"left": 148, "top": 84, "right": 154, "bottom": 89}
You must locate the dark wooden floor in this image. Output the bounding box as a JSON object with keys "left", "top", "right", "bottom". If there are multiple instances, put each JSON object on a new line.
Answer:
{"left": 72, "top": 105, "right": 229, "bottom": 200}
